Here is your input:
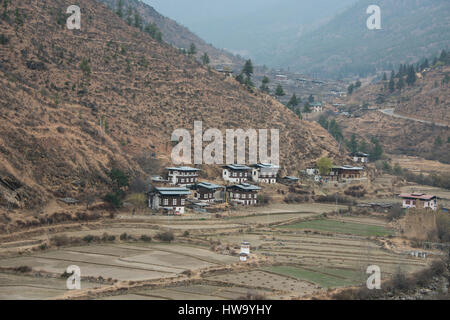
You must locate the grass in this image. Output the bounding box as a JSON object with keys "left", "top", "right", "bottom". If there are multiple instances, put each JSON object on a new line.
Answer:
{"left": 263, "top": 266, "right": 365, "bottom": 288}
{"left": 279, "top": 219, "right": 394, "bottom": 237}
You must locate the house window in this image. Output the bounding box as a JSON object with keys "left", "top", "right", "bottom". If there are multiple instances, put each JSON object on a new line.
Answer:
{"left": 181, "top": 179, "right": 185, "bottom": 183}
{"left": 181, "top": 199, "right": 185, "bottom": 206}
{"left": 242, "top": 194, "right": 246, "bottom": 199}
{"left": 163, "top": 199, "right": 169, "bottom": 206}
{"left": 173, "top": 199, "right": 177, "bottom": 206}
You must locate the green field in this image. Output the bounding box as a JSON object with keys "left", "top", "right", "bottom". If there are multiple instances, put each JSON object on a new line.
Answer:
{"left": 262, "top": 266, "right": 365, "bottom": 288}
{"left": 280, "top": 219, "right": 394, "bottom": 237}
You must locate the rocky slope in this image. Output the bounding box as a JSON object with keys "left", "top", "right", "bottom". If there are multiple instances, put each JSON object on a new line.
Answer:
{"left": 0, "top": 0, "right": 341, "bottom": 210}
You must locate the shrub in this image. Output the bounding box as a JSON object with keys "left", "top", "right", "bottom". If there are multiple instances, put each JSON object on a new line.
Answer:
{"left": 155, "top": 231, "right": 174, "bottom": 242}
{"left": 140, "top": 235, "right": 152, "bottom": 242}
{"left": 50, "top": 234, "right": 70, "bottom": 247}
{"left": 387, "top": 205, "right": 405, "bottom": 221}
{"left": 119, "top": 233, "right": 128, "bottom": 241}
{"left": 14, "top": 266, "right": 32, "bottom": 273}
{"left": 83, "top": 235, "right": 95, "bottom": 243}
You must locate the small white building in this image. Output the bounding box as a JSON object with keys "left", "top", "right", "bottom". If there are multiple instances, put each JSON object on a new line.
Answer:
{"left": 351, "top": 152, "right": 369, "bottom": 164}
{"left": 399, "top": 193, "right": 438, "bottom": 211}
{"left": 222, "top": 164, "right": 251, "bottom": 183}
{"left": 241, "top": 241, "right": 250, "bottom": 255}
{"left": 252, "top": 163, "right": 280, "bottom": 184}
{"left": 240, "top": 253, "right": 248, "bottom": 262}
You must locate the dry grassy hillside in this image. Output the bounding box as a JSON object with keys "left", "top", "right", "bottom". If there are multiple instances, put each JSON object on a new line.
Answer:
{"left": 339, "top": 66, "right": 449, "bottom": 163}
{"left": 0, "top": 0, "right": 340, "bottom": 210}
{"left": 99, "top": 0, "right": 242, "bottom": 67}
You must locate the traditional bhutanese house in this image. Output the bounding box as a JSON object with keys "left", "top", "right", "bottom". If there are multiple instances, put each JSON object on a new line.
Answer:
{"left": 329, "top": 165, "right": 365, "bottom": 182}
{"left": 240, "top": 253, "right": 248, "bottom": 262}
{"left": 222, "top": 164, "right": 251, "bottom": 183}
{"left": 310, "top": 102, "right": 323, "bottom": 113}
{"left": 351, "top": 152, "right": 369, "bottom": 164}
{"left": 251, "top": 163, "right": 280, "bottom": 184}
{"left": 227, "top": 184, "right": 261, "bottom": 206}
{"left": 148, "top": 187, "right": 191, "bottom": 215}
{"left": 399, "top": 193, "right": 438, "bottom": 211}
{"left": 166, "top": 166, "right": 201, "bottom": 187}
{"left": 281, "top": 176, "right": 299, "bottom": 185}
{"left": 192, "top": 182, "right": 224, "bottom": 203}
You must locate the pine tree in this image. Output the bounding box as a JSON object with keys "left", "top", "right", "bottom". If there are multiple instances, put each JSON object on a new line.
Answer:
{"left": 406, "top": 65, "right": 417, "bottom": 86}
{"left": 188, "top": 43, "right": 197, "bottom": 56}
{"left": 396, "top": 77, "right": 405, "bottom": 90}
{"left": 116, "top": 0, "right": 124, "bottom": 17}
{"left": 260, "top": 76, "right": 270, "bottom": 93}
{"left": 389, "top": 77, "right": 395, "bottom": 92}
{"left": 242, "top": 59, "right": 254, "bottom": 79}
{"left": 382, "top": 73, "right": 387, "bottom": 81}
{"left": 287, "top": 94, "right": 299, "bottom": 108}
{"left": 201, "top": 53, "right": 210, "bottom": 65}
{"left": 275, "top": 85, "right": 285, "bottom": 97}
{"left": 308, "top": 94, "right": 314, "bottom": 103}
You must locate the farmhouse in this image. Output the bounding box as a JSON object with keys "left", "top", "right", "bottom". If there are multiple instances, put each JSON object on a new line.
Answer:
{"left": 166, "top": 166, "right": 201, "bottom": 187}
{"left": 227, "top": 183, "right": 261, "bottom": 206}
{"left": 222, "top": 164, "right": 252, "bottom": 183}
{"left": 328, "top": 165, "right": 366, "bottom": 182}
{"left": 192, "top": 182, "right": 224, "bottom": 203}
{"left": 351, "top": 152, "right": 369, "bottom": 164}
{"left": 310, "top": 102, "right": 323, "bottom": 113}
{"left": 148, "top": 187, "right": 191, "bottom": 215}
{"left": 252, "top": 163, "right": 280, "bottom": 184}
{"left": 399, "top": 193, "right": 438, "bottom": 211}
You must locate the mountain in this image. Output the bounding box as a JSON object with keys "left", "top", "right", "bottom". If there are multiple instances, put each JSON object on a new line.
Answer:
{"left": 274, "top": 0, "right": 450, "bottom": 78}
{"left": 146, "top": 0, "right": 357, "bottom": 61}
{"left": 0, "top": 0, "right": 340, "bottom": 210}
{"left": 98, "top": 0, "right": 243, "bottom": 67}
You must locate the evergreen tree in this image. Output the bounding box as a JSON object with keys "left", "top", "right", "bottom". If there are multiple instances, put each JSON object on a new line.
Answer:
{"left": 201, "top": 53, "right": 210, "bottom": 65}
{"left": 242, "top": 59, "right": 254, "bottom": 79}
{"left": 347, "top": 83, "right": 354, "bottom": 95}
{"left": 275, "top": 84, "right": 285, "bottom": 97}
{"left": 260, "top": 76, "right": 270, "bottom": 93}
{"left": 382, "top": 73, "right": 387, "bottom": 81}
{"left": 406, "top": 65, "right": 417, "bottom": 86}
{"left": 188, "top": 43, "right": 197, "bottom": 56}
{"left": 396, "top": 77, "right": 405, "bottom": 90}
{"left": 347, "top": 134, "right": 358, "bottom": 153}
{"left": 389, "top": 77, "right": 395, "bottom": 92}
{"left": 287, "top": 94, "right": 299, "bottom": 108}
{"left": 116, "top": 0, "right": 124, "bottom": 18}
{"left": 308, "top": 94, "right": 314, "bottom": 103}
{"left": 303, "top": 102, "right": 312, "bottom": 113}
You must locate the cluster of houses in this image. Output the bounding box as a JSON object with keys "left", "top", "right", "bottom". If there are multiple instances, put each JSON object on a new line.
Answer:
{"left": 148, "top": 163, "right": 284, "bottom": 215}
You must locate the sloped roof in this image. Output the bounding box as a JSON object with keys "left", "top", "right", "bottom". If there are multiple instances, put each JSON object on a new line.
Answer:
{"left": 229, "top": 183, "right": 261, "bottom": 191}
{"left": 155, "top": 187, "right": 191, "bottom": 196}
{"left": 196, "top": 182, "right": 223, "bottom": 190}
{"left": 223, "top": 164, "right": 251, "bottom": 170}
{"left": 166, "top": 166, "right": 201, "bottom": 172}
{"left": 399, "top": 193, "right": 436, "bottom": 200}
{"left": 254, "top": 163, "right": 280, "bottom": 169}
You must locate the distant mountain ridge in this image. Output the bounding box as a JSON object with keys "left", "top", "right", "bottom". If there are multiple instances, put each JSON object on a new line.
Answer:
{"left": 275, "top": 0, "right": 450, "bottom": 78}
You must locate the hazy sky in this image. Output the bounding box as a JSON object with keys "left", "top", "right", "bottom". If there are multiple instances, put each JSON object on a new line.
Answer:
{"left": 145, "top": 0, "right": 358, "bottom": 59}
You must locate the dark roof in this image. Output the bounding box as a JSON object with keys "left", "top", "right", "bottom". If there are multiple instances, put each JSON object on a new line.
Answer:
{"left": 223, "top": 164, "right": 251, "bottom": 171}
{"left": 253, "top": 163, "right": 280, "bottom": 169}
{"left": 166, "top": 166, "right": 201, "bottom": 172}
{"left": 351, "top": 152, "right": 369, "bottom": 157}
{"left": 154, "top": 187, "right": 191, "bottom": 196}
{"left": 229, "top": 183, "right": 261, "bottom": 191}
{"left": 283, "top": 176, "right": 299, "bottom": 181}
{"left": 196, "top": 182, "right": 223, "bottom": 190}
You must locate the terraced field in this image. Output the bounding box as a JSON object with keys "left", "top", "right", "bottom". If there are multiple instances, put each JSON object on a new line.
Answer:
{"left": 0, "top": 203, "right": 433, "bottom": 300}
{"left": 279, "top": 218, "right": 395, "bottom": 237}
